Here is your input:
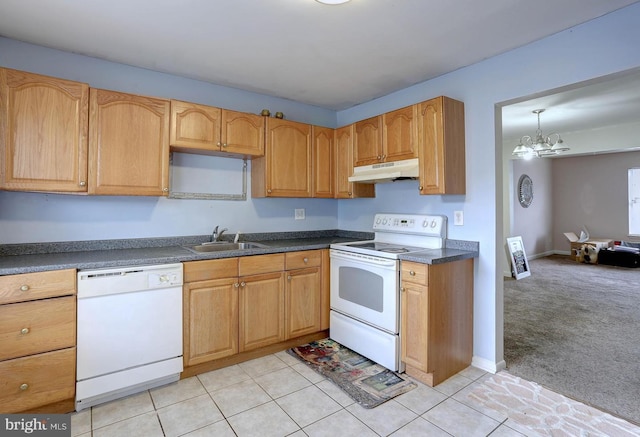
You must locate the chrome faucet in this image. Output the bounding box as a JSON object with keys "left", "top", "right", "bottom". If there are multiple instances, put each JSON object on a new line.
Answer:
{"left": 211, "top": 225, "right": 228, "bottom": 242}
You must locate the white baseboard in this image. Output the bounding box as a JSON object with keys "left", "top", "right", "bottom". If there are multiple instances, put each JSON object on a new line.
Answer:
{"left": 471, "top": 356, "right": 506, "bottom": 374}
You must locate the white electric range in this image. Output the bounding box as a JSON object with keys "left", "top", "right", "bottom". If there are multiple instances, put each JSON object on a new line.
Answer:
{"left": 329, "top": 213, "right": 447, "bottom": 371}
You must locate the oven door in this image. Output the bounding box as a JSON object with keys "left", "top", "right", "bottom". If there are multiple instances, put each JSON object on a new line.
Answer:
{"left": 329, "top": 249, "right": 399, "bottom": 333}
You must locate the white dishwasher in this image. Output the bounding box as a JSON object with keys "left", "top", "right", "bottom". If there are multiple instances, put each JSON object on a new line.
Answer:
{"left": 76, "top": 263, "right": 183, "bottom": 411}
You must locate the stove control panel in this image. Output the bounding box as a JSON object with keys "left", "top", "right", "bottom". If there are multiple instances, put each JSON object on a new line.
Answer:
{"left": 373, "top": 213, "right": 446, "bottom": 237}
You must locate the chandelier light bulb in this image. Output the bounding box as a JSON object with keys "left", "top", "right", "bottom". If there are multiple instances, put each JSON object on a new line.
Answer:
{"left": 512, "top": 109, "right": 570, "bottom": 159}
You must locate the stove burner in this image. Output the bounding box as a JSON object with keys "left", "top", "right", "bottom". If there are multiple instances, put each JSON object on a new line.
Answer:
{"left": 379, "top": 247, "right": 410, "bottom": 253}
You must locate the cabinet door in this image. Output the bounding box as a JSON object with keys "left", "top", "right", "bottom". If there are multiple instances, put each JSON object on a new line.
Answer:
{"left": 89, "top": 88, "right": 170, "bottom": 196}
{"left": 239, "top": 272, "right": 285, "bottom": 351}
{"left": 257, "top": 118, "right": 311, "bottom": 197}
{"left": 353, "top": 116, "right": 382, "bottom": 167}
{"left": 383, "top": 105, "right": 418, "bottom": 162}
{"left": 400, "top": 280, "right": 429, "bottom": 372}
{"left": 286, "top": 267, "right": 321, "bottom": 339}
{"left": 0, "top": 348, "right": 75, "bottom": 413}
{"left": 417, "top": 96, "right": 466, "bottom": 195}
{"left": 334, "top": 124, "right": 375, "bottom": 199}
{"left": 0, "top": 68, "right": 88, "bottom": 192}
{"left": 0, "top": 296, "right": 76, "bottom": 361}
{"left": 184, "top": 278, "right": 239, "bottom": 366}
{"left": 312, "top": 126, "right": 334, "bottom": 198}
{"left": 221, "top": 109, "right": 264, "bottom": 157}
{"left": 170, "top": 99, "right": 221, "bottom": 152}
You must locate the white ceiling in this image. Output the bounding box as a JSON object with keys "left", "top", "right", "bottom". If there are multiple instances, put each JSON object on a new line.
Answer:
{"left": 0, "top": 0, "right": 638, "bottom": 111}
{"left": 501, "top": 70, "right": 640, "bottom": 144}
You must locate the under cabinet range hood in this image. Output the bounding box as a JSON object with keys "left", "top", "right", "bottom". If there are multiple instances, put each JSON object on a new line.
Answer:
{"left": 348, "top": 158, "right": 419, "bottom": 184}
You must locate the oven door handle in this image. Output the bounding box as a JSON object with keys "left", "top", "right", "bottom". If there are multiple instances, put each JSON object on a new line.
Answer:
{"left": 330, "top": 249, "right": 398, "bottom": 267}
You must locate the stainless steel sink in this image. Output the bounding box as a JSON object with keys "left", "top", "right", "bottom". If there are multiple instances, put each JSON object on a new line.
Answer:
{"left": 184, "top": 241, "right": 269, "bottom": 253}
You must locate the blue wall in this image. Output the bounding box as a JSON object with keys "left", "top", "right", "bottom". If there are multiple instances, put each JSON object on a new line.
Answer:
{"left": 2, "top": 2, "right": 640, "bottom": 371}
{"left": 335, "top": 3, "right": 640, "bottom": 370}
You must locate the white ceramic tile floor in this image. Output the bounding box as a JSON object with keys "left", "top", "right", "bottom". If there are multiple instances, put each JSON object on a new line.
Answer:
{"left": 71, "top": 350, "right": 640, "bottom": 437}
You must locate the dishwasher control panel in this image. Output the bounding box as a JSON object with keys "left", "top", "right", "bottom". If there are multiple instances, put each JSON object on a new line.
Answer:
{"left": 77, "top": 263, "right": 183, "bottom": 298}
{"left": 148, "top": 271, "right": 182, "bottom": 288}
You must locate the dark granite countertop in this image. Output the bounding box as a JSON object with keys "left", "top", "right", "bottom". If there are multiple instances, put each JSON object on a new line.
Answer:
{"left": 0, "top": 231, "right": 479, "bottom": 275}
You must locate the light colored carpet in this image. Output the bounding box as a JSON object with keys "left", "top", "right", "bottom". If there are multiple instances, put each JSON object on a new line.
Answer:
{"left": 503, "top": 255, "right": 640, "bottom": 426}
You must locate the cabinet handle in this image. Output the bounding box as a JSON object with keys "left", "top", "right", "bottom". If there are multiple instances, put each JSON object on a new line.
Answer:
{"left": 79, "top": 181, "right": 86, "bottom": 187}
{"left": 419, "top": 186, "right": 423, "bottom": 191}
{"left": 217, "top": 142, "right": 221, "bottom": 147}
{"left": 348, "top": 192, "right": 352, "bottom": 196}
{"left": 303, "top": 257, "right": 308, "bottom": 263}
{"left": 267, "top": 189, "right": 272, "bottom": 193}
{"left": 222, "top": 143, "right": 228, "bottom": 148}
{"left": 401, "top": 287, "right": 406, "bottom": 292}
{"left": 234, "top": 282, "right": 240, "bottom": 288}
{"left": 20, "top": 383, "right": 29, "bottom": 391}
{"left": 409, "top": 271, "right": 416, "bottom": 276}
{"left": 377, "top": 155, "right": 382, "bottom": 160}
{"left": 163, "top": 187, "right": 169, "bottom": 192}
{"left": 20, "top": 328, "right": 30, "bottom": 335}
{"left": 240, "top": 281, "right": 246, "bottom": 287}
{"left": 381, "top": 154, "right": 386, "bottom": 160}
{"left": 20, "top": 285, "right": 29, "bottom": 292}
{"left": 287, "top": 275, "right": 292, "bottom": 280}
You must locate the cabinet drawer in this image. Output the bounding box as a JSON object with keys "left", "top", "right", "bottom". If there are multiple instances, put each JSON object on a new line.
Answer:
{"left": 0, "top": 347, "right": 76, "bottom": 413}
{"left": 401, "top": 262, "right": 428, "bottom": 284}
{"left": 239, "top": 253, "right": 285, "bottom": 276}
{"left": 0, "top": 296, "right": 76, "bottom": 361}
{"left": 184, "top": 258, "right": 238, "bottom": 283}
{"left": 285, "top": 250, "right": 322, "bottom": 270}
{"left": 0, "top": 269, "right": 76, "bottom": 305}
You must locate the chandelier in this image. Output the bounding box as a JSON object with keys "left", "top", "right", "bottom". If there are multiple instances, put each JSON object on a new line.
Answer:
{"left": 512, "top": 109, "right": 570, "bottom": 159}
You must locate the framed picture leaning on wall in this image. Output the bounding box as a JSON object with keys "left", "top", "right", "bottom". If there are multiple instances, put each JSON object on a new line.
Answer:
{"left": 506, "top": 236, "right": 531, "bottom": 279}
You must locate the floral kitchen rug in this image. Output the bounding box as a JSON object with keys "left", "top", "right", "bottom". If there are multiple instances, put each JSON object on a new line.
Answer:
{"left": 287, "top": 338, "right": 416, "bottom": 408}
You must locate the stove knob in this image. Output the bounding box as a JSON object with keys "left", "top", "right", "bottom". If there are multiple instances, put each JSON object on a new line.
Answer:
{"left": 422, "top": 220, "right": 429, "bottom": 228}
{"left": 430, "top": 220, "right": 437, "bottom": 228}
{"left": 382, "top": 218, "right": 388, "bottom": 225}
{"left": 375, "top": 217, "right": 381, "bottom": 224}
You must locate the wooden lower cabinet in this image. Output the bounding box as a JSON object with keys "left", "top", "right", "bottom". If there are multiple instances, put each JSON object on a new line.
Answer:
{"left": 0, "top": 348, "right": 76, "bottom": 413}
{"left": 239, "top": 271, "right": 286, "bottom": 351}
{"left": 286, "top": 266, "right": 321, "bottom": 339}
{"left": 182, "top": 250, "right": 327, "bottom": 375}
{"left": 0, "top": 296, "right": 76, "bottom": 361}
{"left": 400, "top": 259, "right": 473, "bottom": 386}
{"left": 183, "top": 277, "right": 239, "bottom": 366}
{"left": 0, "top": 269, "right": 77, "bottom": 413}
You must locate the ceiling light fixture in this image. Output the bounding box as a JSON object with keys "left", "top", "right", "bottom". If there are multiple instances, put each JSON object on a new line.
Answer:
{"left": 315, "top": 0, "right": 351, "bottom": 4}
{"left": 512, "top": 109, "right": 570, "bottom": 159}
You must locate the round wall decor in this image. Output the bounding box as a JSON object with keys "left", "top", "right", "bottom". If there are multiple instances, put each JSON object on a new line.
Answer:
{"left": 518, "top": 174, "right": 533, "bottom": 208}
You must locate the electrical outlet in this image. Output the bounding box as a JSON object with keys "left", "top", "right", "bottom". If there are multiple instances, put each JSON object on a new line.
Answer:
{"left": 295, "top": 208, "right": 305, "bottom": 220}
{"left": 454, "top": 210, "right": 464, "bottom": 226}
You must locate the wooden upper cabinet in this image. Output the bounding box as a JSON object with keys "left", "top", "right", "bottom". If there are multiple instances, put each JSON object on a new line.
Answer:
{"left": 334, "top": 125, "right": 375, "bottom": 199}
{"left": 312, "top": 126, "right": 334, "bottom": 198}
{"left": 170, "top": 100, "right": 221, "bottom": 152}
{"left": 353, "top": 106, "right": 418, "bottom": 168}
{"left": 353, "top": 116, "right": 382, "bottom": 167}
{"left": 222, "top": 109, "right": 265, "bottom": 157}
{"left": 252, "top": 118, "right": 311, "bottom": 197}
{"left": 417, "top": 96, "right": 466, "bottom": 195}
{"left": 170, "top": 100, "right": 264, "bottom": 158}
{"left": 0, "top": 68, "right": 89, "bottom": 192}
{"left": 89, "top": 88, "right": 170, "bottom": 196}
{"left": 383, "top": 105, "right": 418, "bottom": 162}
